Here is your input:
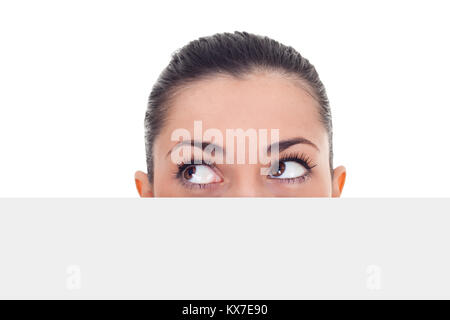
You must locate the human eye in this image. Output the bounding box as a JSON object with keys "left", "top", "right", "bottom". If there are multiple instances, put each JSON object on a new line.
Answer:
{"left": 268, "top": 153, "right": 316, "bottom": 183}
{"left": 176, "top": 160, "right": 223, "bottom": 188}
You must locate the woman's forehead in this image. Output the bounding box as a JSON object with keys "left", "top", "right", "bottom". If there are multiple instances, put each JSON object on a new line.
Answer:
{"left": 163, "top": 72, "right": 324, "bottom": 135}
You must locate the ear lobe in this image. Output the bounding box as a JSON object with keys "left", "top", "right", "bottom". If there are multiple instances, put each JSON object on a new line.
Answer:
{"left": 135, "top": 178, "right": 143, "bottom": 196}
{"left": 134, "top": 171, "right": 154, "bottom": 197}
{"left": 338, "top": 171, "right": 346, "bottom": 193}
{"left": 332, "top": 166, "right": 346, "bottom": 198}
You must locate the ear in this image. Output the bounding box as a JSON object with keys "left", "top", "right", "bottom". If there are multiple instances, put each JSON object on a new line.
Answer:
{"left": 331, "top": 166, "right": 346, "bottom": 197}
{"left": 134, "top": 171, "right": 154, "bottom": 197}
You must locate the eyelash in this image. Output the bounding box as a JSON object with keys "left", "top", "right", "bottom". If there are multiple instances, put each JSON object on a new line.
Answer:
{"left": 269, "top": 152, "right": 317, "bottom": 184}
{"left": 277, "top": 152, "right": 317, "bottom": 171}
{"left": 174, "top": 152, "right": 317, "bottom": 188}
{"left": 174, "top": 158, "right": 218, "bottom": 190}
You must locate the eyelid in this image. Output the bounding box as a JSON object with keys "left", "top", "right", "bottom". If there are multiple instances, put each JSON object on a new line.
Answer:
{"left": 176, "top": 157, "right": 216, "bottom": 171}
{"left": 266, "top": 153, "right": 316, "bottom": 185}
{"left": 276, "top": 152, "right": 317, "bottom": 170}
{"left": 175, "top": 159, "right": 223, "bottom": 187}
{"left": 268, "top": 173, "right": 311, "bottom": 185}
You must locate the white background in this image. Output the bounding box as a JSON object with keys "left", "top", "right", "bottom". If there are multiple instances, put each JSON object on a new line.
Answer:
{"left": 0, "top": 0, "right": 449, "bottom": 197}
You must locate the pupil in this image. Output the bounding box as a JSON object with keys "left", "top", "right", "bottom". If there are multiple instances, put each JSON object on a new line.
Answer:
{"left": 184, "top": 166, "right": 196, "bottom": 180}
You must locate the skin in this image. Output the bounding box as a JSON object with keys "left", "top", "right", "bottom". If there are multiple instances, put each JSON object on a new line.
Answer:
{"left": 135, "top": 70, "right": 346, "bottom": 197}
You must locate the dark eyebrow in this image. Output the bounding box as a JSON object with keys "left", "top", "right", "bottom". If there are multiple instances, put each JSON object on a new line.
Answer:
{"left": 166, "top": 140, "right": 224, "bottom": 158}
{"left": 267, "top": 137, "right": 319, "bottom": 153}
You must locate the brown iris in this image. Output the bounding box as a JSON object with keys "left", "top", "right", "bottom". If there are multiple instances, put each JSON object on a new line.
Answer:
{"left": 271, "top": 162, "right": 286, "bottom": 177}
{"left": 183, "top": 165, "right": 196, "bottom": 180}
